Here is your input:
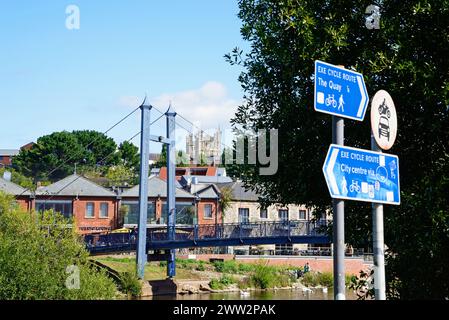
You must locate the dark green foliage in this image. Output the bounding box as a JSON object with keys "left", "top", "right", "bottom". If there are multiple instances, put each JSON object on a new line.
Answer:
{"left": 196, "top": 261, "right": 206, "bottom": 271}
{"left": 13, "top": 130, "right": 120, "bottom": 182}
{"left": 118, "top": 141, "right": 140, "bottom": 173}
{"left": 302, "top": 272, "right": 334, "bottom": 288}
{"left": 72, "top": 130, "right": 120, "bottom": 167}
{"left": 250, "top": 261, "right": 279, "bottom": 289}
{"left": 212, "top": 260, "right": 239, "bottom": 274}
{"left": 154, "top": 144, "right": 168, "bottom": 168}
{"left": 119, "top": 271, "right": 142, "bottom": 298}
{"left": 12, "top": 130, "right": 140, "bottom": 186}
{"left": 229, "top": 0, "right": 449, "bottom": 299}
{"left": 349, "top": 269, "right": 375, "bottom": 299}
{"left": 209, "top": 274, "right": 237, "bottom": 290}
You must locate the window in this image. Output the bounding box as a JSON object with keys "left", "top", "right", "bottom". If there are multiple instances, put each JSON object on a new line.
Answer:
{"left": 204, "top": 204, "right": 213, "bottom": 219}
{"left": 100, "top": 203, "right": 109, "bottom": 218}
{"left": 275, "top": 243, "right": 293, "bottom": 255}
{"left": 299, "top": 209, "right": 307, "bottom": 220}
{"left": 239, "top": 208, "right": 250, "bottom": 224}
{"left": 122, "top": 202, "right": 156, "bottom": 225}
{"left": 35, "top": 200, "right": 73, "bottom": 219}
{"left": 85, "top": 202, "right": 94, "bottom": 218}
{"left": 260, "top": 208, "right": 268, "bottom": 219}
{"left": 278, "top": 209, "right": 289, "bottom": 222}
{"left": 161, "top": 202, "right": 195, "bottom": 224}
{"left": 176, "top": 202, "right": 195, "bottom": 224}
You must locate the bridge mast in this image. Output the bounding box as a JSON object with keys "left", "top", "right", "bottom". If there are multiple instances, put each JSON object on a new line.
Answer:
{"left": 166, "top": 104, "right": 177, "bottom": 278}
{"left": 137, "top": 98, "right": 152, "bottom": 279}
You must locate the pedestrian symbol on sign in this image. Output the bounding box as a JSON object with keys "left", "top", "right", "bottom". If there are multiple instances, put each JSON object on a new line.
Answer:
{"left": 338, "top": 95, "right": 345, "bottom": 112}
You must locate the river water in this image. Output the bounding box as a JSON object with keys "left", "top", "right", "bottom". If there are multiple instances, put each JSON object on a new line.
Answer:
{"left": 147, "top": 288, "right": 359, "bottom": 300}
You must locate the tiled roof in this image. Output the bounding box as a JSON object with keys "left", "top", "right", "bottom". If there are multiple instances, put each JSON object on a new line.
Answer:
{"left": 216, "top": 181, "right": 259, "bottom": 202}
{"left": 0, "top": 177, "right": 30, "bottom": 196}
{"left": 190, "top": 183, "right": 220, "bottom": 199}
{"left": 36, "top": 174, "right": 116, "bottom": 197}
{"left": 121, "top": 176, "right": 194, "bottom": 198}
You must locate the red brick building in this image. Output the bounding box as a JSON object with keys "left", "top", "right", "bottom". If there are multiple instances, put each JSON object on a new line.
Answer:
{"left": 119, "top": 176, "right": 221, "bottom": 227}
{"left": 2, "top": 172, "right": 223, "bottom": 235}
{"left": 35, "top": 174, "right": 119, "bottom": 235}
{"left": 0, "top": 149, "right": 19, "bottom": 167}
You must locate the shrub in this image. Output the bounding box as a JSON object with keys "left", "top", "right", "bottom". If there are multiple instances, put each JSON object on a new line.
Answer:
{"left": 209, "top": 278, "right": 224, "bottom": 290}
{"left": 238, "top": 263, "right": 255, "bottom": 273}
{"left": 213, "top": 260, "right": 247, "bottom": 274}
{"left": 302, "top": 272, "right": 334, "bottom": 288}
{"left": 250, "top": 261, "right": 276, "bottom": 289}
{"left": 213, "top": 261, "right": 224, "bottom": 272}
{"left": 220, "top": 274, "right": 237, "bottom": 286}
{"left": 0, "top": 192, "right": 117, "bottom": 299}
{"left": 119, "top": 271, "right": 142, "bottom": 298}
{"left": 209, "top": 274, "right": 237, "bottom": 290}
{"left": 196, "top": 261, "right": 205, "bottom": 271}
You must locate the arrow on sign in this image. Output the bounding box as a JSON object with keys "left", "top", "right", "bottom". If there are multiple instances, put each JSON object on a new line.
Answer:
{"left": 326, "top": 147, "right": 340, "bottom": 195}
{"left": 356, "top": 76, "right": 368, "bottom": 118}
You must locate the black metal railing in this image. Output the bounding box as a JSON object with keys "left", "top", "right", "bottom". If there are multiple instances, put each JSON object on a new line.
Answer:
{"left": 85, "top": 220, "right": 329, "bottom": 254}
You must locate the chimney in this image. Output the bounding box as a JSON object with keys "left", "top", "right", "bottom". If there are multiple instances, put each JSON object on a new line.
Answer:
{"left": 3, "top": 171, "right": 12, "bottom": 182}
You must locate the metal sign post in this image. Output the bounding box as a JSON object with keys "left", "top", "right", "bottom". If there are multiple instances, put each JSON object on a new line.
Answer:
{"left": 371, "top": 134, "right": 386, "bottom": 300}
{"left": 370, "top": 90, "right": 398, "bottom": 300}
{"left": 137, "top": 100, "right": 152, "bottom": 279}
{"left": 332, "top": 116, "right": 346, "bottom": 300}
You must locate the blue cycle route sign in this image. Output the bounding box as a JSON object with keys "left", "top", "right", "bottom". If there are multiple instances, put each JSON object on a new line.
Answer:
{"left": 322, "top": 144, "right": 400, "bottom": 205}
{"left": 314, "top": 60, "right": 369, "bottom": 121}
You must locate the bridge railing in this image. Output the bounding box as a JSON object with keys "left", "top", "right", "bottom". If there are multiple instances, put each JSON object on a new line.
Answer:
{"left": 85, "top": 220, "right": 328, "bottom": 253}
{"left": 147, "top": 220, "right": 325, "bottom": 243}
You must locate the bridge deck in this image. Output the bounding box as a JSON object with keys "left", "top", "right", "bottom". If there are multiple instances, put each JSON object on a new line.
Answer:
{"left": 85, "top": 220, "right": 330, "bottom": 255}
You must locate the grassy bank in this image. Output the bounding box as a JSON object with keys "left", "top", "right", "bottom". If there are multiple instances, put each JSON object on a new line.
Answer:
{"left": 95, "top": 256, "right": 354, "bottom": 291}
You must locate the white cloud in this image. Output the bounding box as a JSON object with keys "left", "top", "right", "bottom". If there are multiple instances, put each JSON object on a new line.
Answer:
{"left": 152, "top": 81, "right": 239, "bottom": 130}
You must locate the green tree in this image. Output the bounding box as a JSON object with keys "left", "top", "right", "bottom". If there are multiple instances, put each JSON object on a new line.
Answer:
{"left": 154, "top": 144, "right": 168, "bottom": 168}
{"left": 105, "top": 165, "right": 137, "bottom": 187}
{"left": 177, "top": 150, "right": 189, "bottom": 167}
{"left": 72, "top": 130, "right": 120, "bottom": 167}
{"left": 228, "top": 0, "right": 449, "bottom": 299}
{"left": 13, "top": 130, "right": 120, "bottom": 182}
{"left": 13, "top": 131, "right": 85, "bottom": 181}
{"left": 118, "top": 141, "right": 139, "bottom": 171}
{"left": 0, "top": 192, "right": 117, "bottom": 299}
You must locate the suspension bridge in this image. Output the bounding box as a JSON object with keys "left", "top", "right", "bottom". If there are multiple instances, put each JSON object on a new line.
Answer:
{"left": 85, "top": 220, "right": 330, "bottom": 255}
{"left": 57, "top": 98, "right": 330, "bottom": 279}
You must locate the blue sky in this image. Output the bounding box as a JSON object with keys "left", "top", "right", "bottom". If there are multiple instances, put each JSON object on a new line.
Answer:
{"left": 0, "top": 1, "right": 247, "bottom": 150}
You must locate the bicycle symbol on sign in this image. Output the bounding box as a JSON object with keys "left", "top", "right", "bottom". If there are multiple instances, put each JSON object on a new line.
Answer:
{"left": 349, "top": 180, "right": 361, "bottom": 193}
{"left": 325, "top": 94, "right": 337, "bottom": 108}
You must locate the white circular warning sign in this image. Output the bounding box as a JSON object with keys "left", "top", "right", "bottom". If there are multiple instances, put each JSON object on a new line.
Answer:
{"left": 371, "top": 90, "right": 397, "bottom": 150}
